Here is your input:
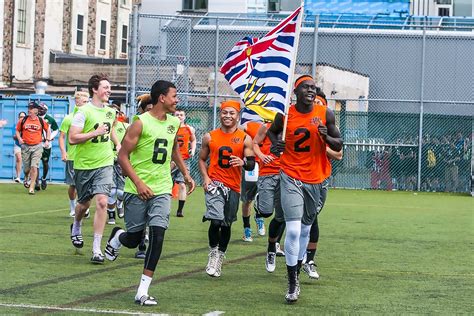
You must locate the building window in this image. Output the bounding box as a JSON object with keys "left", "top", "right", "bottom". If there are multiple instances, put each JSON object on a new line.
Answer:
{"left": 120, "top": 0, "right": 128, "bottom": 5}
{"left": 438, "top": 7, "right": 451, "bottom": 16}
{"left": 268, "top": 0, "right": 280, "bottom": 12}
{"left": 100, "top": 20, "right": 107, "bottom": 50}
{"left": 17, "top": 0, "right": 27, "bottom": 44}
{"left": 121, "top": 25, "right": 128, "bottom": 54}
{"left": 183, "top": 0, "right": 208, "bottom": 11}
{"left": 76, "top": 14, "right": 84, "bottom": 46}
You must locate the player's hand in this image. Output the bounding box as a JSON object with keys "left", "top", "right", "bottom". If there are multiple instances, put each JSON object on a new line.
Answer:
{"left": 95, "top": 124, "right": 109, "bottom": 136}
{"left": 229, "top": 155, "right": 244, "bottom": 167}
{"left": 136, "top": 180, "right": 154, "bottom": 200}
{"left": 184, "top": 175, "right": 196, "bottom": 195}
{"left": 261, "top": 154, "right": 275, "bottom": 164}
{"left": 170, "top": 161, "right": 176, "bottom": 171}
{"left": 44, "top": 140, "right": 50, "bottom": 148}
{"left": 202, "top": 177, "right": 212, "bottom": 192}
{"left": 318, "top": 124, "right": 328, "bottom": 140}
{"left": 270, "top": 140, "right": 285, "bottom": 156}
{"left": 115, "top": 143, "right": 121, "bottom": 153}
{"left": 18, "top": 137, "right": 24, "bottom": 145}
{"left": 61, "top": 151, "right": 68, "bottom": 162}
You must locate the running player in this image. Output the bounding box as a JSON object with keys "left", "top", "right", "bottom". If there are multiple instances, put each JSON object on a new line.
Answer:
{"left": 198, "top": 100, "right": 255, "bottom": 277}
{"left": 69, "top": 74, "right": 121, "bottom": 264}
{"left": 105, "top": 80, "right": 195, "bottom": 305}
{"left": 38, "top": 104, "right": 59, "bottom": 190}
{"left": 240, "top": 121, "right": 266, "bottom": 241}
{"left": 107, "top": 101, "right": 129, "bottom": 225}
{"left": 59, "top": 91, "right": 89, "bottom": 217}
{"left": 172, "top": 109, "right": 196, "bottom": 217}
{"left": 268, "top": 75, "right": 342, "bottom": 303}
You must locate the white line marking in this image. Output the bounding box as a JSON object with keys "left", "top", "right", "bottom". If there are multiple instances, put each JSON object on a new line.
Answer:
{"left": 0, "top": 302, "right": 168, "bottom": 315}
{"left": 0, "top": 208, "right": 69, "bottom": 219}
{"left": 203, "top": 311, "right": 225, "bottom": 316}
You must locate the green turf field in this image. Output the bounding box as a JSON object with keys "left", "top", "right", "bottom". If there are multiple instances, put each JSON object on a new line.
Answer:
{"left": 0, "top": 183, "right": 472, "bottom": 315}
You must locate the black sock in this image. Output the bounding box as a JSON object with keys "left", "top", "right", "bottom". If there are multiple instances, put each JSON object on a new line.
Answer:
{"left": 255, "top": 212, "right": 262, "bottom": 219}
{"left": 144, "top": 226, "right": 166, "bottom": 272}
{"left": 208, "top": 222, "right": 220, "bottom": 248}
{"left": 243, "top": 216, "right": 250, "bottom": 228}
{"left": 276, "top": 221, "right": 286, "bottom": 243}
{"left": 297, "top": 260, "right": 303, "bottom": 274}
{"left": 177, "top": 200, "right": 185, "bottom": 213}
{"left": 108, "top": 211, "right": 115, "bottom": 219}
{"left": 306, "top": 249, "right": 316, "bottom": 263}
{"left": 268, "top": 241, "right": 276, "bottom": 253}
{"left": 218, "top": 225, "right": 231, "bottom": 252}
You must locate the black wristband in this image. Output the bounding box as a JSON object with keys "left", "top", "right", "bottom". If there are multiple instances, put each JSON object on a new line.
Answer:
{"left": 243, "top": 156, "right": 256, "bottom": 171}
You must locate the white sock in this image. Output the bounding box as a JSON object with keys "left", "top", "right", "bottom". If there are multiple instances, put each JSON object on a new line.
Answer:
{"left": 110, "top": 231, "right": 124, "bottom": 249}
{"left": 72, "top": 219, "right": 82, "bottom": 235}
{"left": 284, "top": 220, "right": 301, "bottom": 267}
{"left": 69, "top": 200, "right": 76, "bottom": 212}
{"left": 93, "top": 234, "right": 102, "bottom": 254}
{"left": 298, "top": 223, "right": 312, "bottom": 261}
{"left": 136, "top": 274, "right": 153, "bottom": 299}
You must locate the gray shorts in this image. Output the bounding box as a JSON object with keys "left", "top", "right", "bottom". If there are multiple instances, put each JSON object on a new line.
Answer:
{"left": 65, "top": 160, "right": 75, "bottom": 186}
{"left": 280, "top": 171, "right": 322, "bottom": 225}
{"left": 317, "top": 178, "right": 330, "bottom": 215}
{"left": 240, "top": 171, "right": 258, "bottom": 202}
{"left": 123, "top": 193, "right": 171, "bottom": 232}
{"left": 171, "top": 160, "right": 189, "bottom": 183}
{"left": 74, "top": 166, "right": 113, "bottom": 204}
{"left": 21, "top": 143, "right": 43, "bottom": 170}
{"left": 203, "top": 184, "right": 240, "bottom": 226}
{"left": 256, "top": 174, "right": 284, "bottom": 222}
{"left": 113, "top": 162, "right": 125, "bottom": 190}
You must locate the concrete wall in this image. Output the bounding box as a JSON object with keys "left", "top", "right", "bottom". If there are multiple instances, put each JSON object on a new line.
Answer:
{"left": 140, "top": 0, "right": 181, "bottom": 15}
{"left": 0, "top": 0, "right": 4, "bottom": 86}
{"left": 43, "top": 0, "right": 64, "bottom": 79}
{"left": 49, "top": 62, "right": 127, "bottom": 85}
{"left": 208, "top": 0, "right": 247, "bottom": 13}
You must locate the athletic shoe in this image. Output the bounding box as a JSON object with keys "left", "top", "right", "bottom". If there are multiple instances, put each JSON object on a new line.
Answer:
{"left": 255, "top": 217, "right": 266, "bottom": 236}
{"left": 117, "top": 206, "right": 125, "bottom": 218}
{"left": 70, "top": 223, "right": 83, "bottom": 248}
{"left": 275, "top": 242, "right": 285, "bottom": 257}
{"left": 302, "top": 260, "right": 320, "bottom": 279}
{"left": 107, "top": 213, "right": 116, "bottom": 225}
{"left": 285, "top": 272, "right": 298, "bottom": 303}
{"left": 69, "top": 209, "right": 75, "bottom": 217}
{"left": 84, "top": 209, "right": 90, "bottom": 219}
{"left": 34, "top": 183, "right": 41, "bottom": 191}
{"left": 213, "top": 251, "right": 225, "bottom": 277}
{"left": 14, "top": 177, "right": 21, "bottom": 183}
{"left": 90, "top": 252, "right": 105, "bottom": 264}
{"left": 135, "top": 295, "right": 157, "bottom": 306}
{"left": 265, "top": 252, "right": 276, "bottom": 273}
{"left": 105, "top": 227, "right": 124, "bottom": 261}
{"left": 206, "top": 247, "right": 218, "bottom": 276}
{"left": 176, "top": 211, "right": 184, "bottom": 217}
{"left": 41, "top": 178, "right": 47, "bottom": 190}
{"left": 23, "top": 180, "right": 29, "bottom": 188}
{"left": 28, "top": 189, "right": 35, "bottom": 195}
{"left": 135, "top": 250, "right": 146, "bottom": 259}
{"left": 242, "top": 227, "right": 253, "bottom": 242}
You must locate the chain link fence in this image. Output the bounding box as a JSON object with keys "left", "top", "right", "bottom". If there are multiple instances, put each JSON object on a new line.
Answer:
{"left": 127, "top": 9, "right": 473, "bottom": 193}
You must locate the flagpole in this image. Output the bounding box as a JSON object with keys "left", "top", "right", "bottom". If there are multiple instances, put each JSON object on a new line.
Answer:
{"left": 282, "top": 1, "right": 304, "bottom": 141}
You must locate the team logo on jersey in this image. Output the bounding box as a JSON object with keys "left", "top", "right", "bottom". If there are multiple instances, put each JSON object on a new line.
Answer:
{"left": 117, "top": 127, "right": 124, "bottom": 133}
{"left": 106, "top": 112, "right": 114, "bottom": 119}
{"left": 310, "top": 117, "right": 322, "bottom": 126}
{"left": 167, "top": 125, "right": 176, "bottom": 134}
{"left": 231, "top": 137, "right": 242, "bottom": 144}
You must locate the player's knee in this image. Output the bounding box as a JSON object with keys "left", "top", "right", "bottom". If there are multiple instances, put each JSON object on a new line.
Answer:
{"left": 116, "top": 189, "right": 124, "bottom": 201}
{"left": 95, "top": 198, "right": 108, "bottom": 210}
{"left": 210, "top": 219, "right": 223, "bottom": 228}
{"left": 119, "top": 230, "right": 144, "bottom": 248}
{"left": 254, "top": 204, "right": 273, "bottom": 218}
{"left": 149, "top": 226, "right": 166, "bottom": 242}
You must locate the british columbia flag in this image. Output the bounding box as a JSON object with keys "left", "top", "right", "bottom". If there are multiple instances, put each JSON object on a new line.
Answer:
{"left": 220, "top": 6, "right": 303, "bottom": 123}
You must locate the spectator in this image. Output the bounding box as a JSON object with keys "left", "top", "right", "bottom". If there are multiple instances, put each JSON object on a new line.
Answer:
{"left": 13, "top": 111, "right": 27, "bottom": 183}
{"left": 15, "top": 102, "right": 51, "bottom": 194}
{"left": 444, "top": 143, "right": 461, "bottom": 192}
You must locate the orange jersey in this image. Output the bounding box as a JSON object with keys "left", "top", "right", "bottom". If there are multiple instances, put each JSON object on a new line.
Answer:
{"left": 208, "top": 128, "right": 246, "bottom": 193}
{"left": 258, "top": 122, "right": 280, "bottom": 176}
{"left": 16, "top": 116, "right": 49, "bottom": 145}
{"left": 244, "top": 121, "right": 261, "bottom": 139}
{"left": 177, "top": 125, "right": 193, "bottom": 160}
{"left": 280, "top": 105, "right": 331, "bottom": 184}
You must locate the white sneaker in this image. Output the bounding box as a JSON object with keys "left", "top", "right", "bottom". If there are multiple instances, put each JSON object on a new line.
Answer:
{"left": 302, "top": 260, "right": 320, "bottom": 279}
{"left": 275, "top": 242, "right": 285, "bottom": 257}
{"left": 255, "top": 217, "right": 266, "bottom": 236}
{"left": 242, "top": 227, "right": 253, "bottom": 242}
{"left": 84, "top": 209, "right": 90, "bottom": 219}
{"left": 213, "top": 251, "right": 225, "bottom": 277}
{"left": 14, "top": 177, "right": 21, "bottom": 183}
{"left": 107, "top": 218, "right": 116, "bottom": 225}
{"left": 265, "top": 252, "right": 276, "bottom": 273}
{"left": 69, "top": 209, "right": 75, "bottom": 217}
{"left": 206, "top": 247, "right": 218, "bottom": 276}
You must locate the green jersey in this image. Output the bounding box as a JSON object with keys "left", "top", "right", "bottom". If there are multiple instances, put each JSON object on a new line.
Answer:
{"left": 59, "top": 113, "right": 76, "bottom": 161}
{"left": 73, "top": 102, "right": 116, "bottom": 170}
{"left": 44, "top": 114, "right": 59, "bottom": 131}
{"left": 112, "top": 121, "right": 129, "bottom": 158}
{"left": 124, "top": 112, "right": 180, "bottom": 196}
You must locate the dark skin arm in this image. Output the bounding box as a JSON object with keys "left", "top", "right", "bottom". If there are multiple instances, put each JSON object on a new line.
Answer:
{"left": 317, "top": 108, "right": 343, "bottom": 152}
{"left": 268, "top": 113, "right": 285, "bottom": 155}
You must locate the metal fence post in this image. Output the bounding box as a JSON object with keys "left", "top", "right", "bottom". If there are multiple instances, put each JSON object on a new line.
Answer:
{"left": 417, "top": 18, "right": 427, "bottom": 191}
{"left": 128, "top": 5, "right": 139, "bottom": 118}
{"left": 311, "top": 14, "right": 320, "bottom": 79}
{"left": 213, "top": 17, "right": 220, "bottom": 129}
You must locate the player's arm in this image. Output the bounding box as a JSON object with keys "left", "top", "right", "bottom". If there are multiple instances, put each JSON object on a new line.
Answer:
{"left": 230, "top": 135, "right": 255, "bottom": 170}
{"left": 172, "top": 133, "right": 196, "bottom": 194}
{"left": 267, "top": 113, "right": 285, "bottom": 155}
{"left": 327, "top": 147, "right": 343, "bottom": 161}
{"left": 49, "top": 119, "right": 59, "bottom": 141}
{"left": 59, "top": 131, "right": 68, "bottom": 161}
{"left": 15, "top": 121, "right": 24, "bottom": 145}
{"left": 253, "top": 124, "right": 275, "bottom": 165}
{"left": 189, "top": 126, "right": 197, "bottom": 157}
{"left": 117, "top": 119, "right": 153, "bottom": 200}
{"left": 44, "top": 123, "right": 51, "bottom": 148}
{"left": 69, "top": 112, "right": 108, "bottom": 145}
{"left": 198, "top": 133, "right": 212, "bottom": 191}
{"left": 110, "top": 127, "right": 121, "bottom": 152}
{"left": 319, "top": 108, "right": 343, "bottom": 152}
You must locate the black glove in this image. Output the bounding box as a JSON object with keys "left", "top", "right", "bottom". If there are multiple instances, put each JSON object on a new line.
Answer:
{"left": 270, "top": 140, "right": 286, "bottom": 157}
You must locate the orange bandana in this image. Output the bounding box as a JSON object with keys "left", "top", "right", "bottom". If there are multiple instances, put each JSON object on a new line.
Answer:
{"left": 294, "top": 75, "right": 313, "bottom": 89}
{"left": 220, "top": 100, "right": 241, "bottom": 112}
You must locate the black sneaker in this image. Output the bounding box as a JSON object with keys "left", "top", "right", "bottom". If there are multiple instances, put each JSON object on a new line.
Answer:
{"left": 41, "top": 178, "right": 47, "bottom": 190}
{"left": 35, "top": 183, "right": 41, "bottom": 191}
{"left": 70, "top": 223, "right": 84, "bottom": 249}
{"left": 105, "top": 227, "right": 123, "bottom": 261}
{"left": 91, "top": 252, "right": 105, "bottom": 264}
{"left": 135, "top": 250, "right": 146, "bottom": 259}
{"left": 176, "top": 211, "right": 184, "bottom": 217}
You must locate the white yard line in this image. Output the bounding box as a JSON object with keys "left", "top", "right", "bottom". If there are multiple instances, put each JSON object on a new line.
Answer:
{"left": 203, "top": 311, "right": 225, "bottom": 316}
{"left": 0, "top": 208, "right": 69, "bottom": 219}
{"left": 0, "top": 302, "right": 168, "bottom": 315}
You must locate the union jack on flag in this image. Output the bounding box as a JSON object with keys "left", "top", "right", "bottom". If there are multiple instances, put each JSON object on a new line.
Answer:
{"left": 220, "top": 6, "right": 303, "bottom": 123}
